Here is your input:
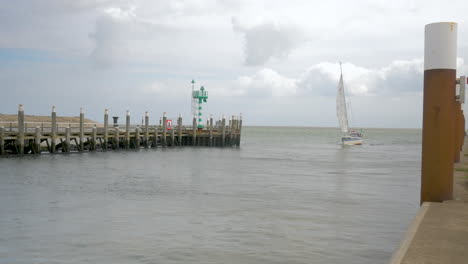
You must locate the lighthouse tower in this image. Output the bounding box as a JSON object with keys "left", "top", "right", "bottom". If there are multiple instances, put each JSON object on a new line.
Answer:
{"left": 192, "top": 85, "right": 209, "bottom": 128}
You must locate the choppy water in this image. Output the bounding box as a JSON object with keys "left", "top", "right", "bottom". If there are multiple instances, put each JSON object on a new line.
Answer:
{"left": 0, "top": 127, "right": 421, "bottom": 264}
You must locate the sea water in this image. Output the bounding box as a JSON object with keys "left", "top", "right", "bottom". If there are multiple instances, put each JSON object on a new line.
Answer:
{"left": 0, "top": 127, "right": 421, "bottom": 264}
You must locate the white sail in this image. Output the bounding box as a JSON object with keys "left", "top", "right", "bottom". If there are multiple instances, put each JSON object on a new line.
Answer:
{"left": 336, "top": 72, "right": 349, "bottom": 134}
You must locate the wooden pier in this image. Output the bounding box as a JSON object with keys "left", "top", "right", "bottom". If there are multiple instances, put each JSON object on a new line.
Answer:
{"left": 0, "top": 105, "right": 242, "bottom": 156}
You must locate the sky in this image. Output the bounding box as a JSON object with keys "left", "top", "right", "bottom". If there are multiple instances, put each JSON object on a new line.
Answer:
{"left": 1, "top": 0, "right": 467, "bottom": 128}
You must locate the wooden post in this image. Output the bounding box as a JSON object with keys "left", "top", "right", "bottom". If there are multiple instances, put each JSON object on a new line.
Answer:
{"left": 115, "top": 127, "right": 120, "bottom": 149}
{"left": 144, "top": 111, "right": 149, "bottom": 148}
{"left": 135, "top": 126, "right": 141, "bottom": 148}
{"left": 221, "top": 115, "right": 226, "bottom": 147}
{"left": 79, "top": 107, "right": 84, "bottom": 152}
{"left": 178, "top": 113, "right": 182, "bottom": 146}
{"left": 125, "top": 110, "right": 130, "bottom": 149}
{"left": 104, "top": 109, "right": 109, "bottom": 150}
{"left": 0, "top": 127, "right": 4, "bottom": 155}
{"left": 154, "top": 128, "right": 158, "bottom": 147}
{"left": 65, "top": 127, "right": 70, "bottom": 152}
{"left": 162, "top": 112, "right": 167, "bottom": 147}
{"left": 171, "top": 127, "right": 175, "bottom": 146}
{"left": 34, "top": 127, "right": 41, "bottom": 154}
{"left": 229, "top": 115, "right": 235, "bottom": 146}
{"left": 192, "top": 116, "right": 197, "bottom": 146}
{"left": 209, "top": 115, "right": 213, "bottom": 146}
{"left": 18, "top": 104, "right": 24, "bottom": 155}
{"left": 91, "top": 126, "right": 97, "bottom": 151}
{"left": 51, "top": 105, "right": 57, "bottom": 153}
{"left": 421, "top": 22, "right": 457, "bottom": 203}
{"left": 237, "top": 114, "right": 242, "bottom": 146}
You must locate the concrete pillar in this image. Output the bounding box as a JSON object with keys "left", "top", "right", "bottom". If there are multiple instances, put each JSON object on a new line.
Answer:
{"left": 79, "top": 107, "right": 84, "bottom": 152}
{"left": 0, "top": 127, "right": 4, "bottom": 155}
{"left": 18, "top": 104, "right": 24, "bottom": 155}
{"left": 104, "top": 109, "right": 109, "bottom": 150}
{"left": 144, "top": 111, "right": 149, "bottom": 148}
{"left": 34, "top": 127, "right": 41, "bottom": 154}
{"left": 177, "top": 113, "right": 182, "bottom": 146}
{"left": 421, "top": 22, "right": 458, "bottom": 203}
{"left": 162, "top": 112, "right": 167, "bottom": 147}
{"left": 51, "top": 105, "right": 57, "bottom": 153}
{"left": 125, "top": 110, "right": 130, "bottom": 149}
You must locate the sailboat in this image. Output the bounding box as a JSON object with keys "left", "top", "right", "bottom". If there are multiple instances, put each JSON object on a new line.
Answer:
{"left": 336, "top": 62, "right": 363, "bottom": 145}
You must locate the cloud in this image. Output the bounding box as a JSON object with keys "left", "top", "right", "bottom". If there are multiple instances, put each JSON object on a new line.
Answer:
{"left": 235, "top": 58, "right": 446, "bottom": 98}
{"left": 237, "top": 68, "right": 297, "bottom": 96}
{"left": 232, "top": 18, "right": 304, "bottom": 66}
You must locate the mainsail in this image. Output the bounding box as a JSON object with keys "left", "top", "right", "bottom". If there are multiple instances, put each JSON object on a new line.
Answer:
{"left": 336, "top": 67, "right": 349, "bottom": 134}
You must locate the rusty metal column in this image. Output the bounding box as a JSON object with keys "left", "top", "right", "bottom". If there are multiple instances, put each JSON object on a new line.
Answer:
{"left": 454, "top": 101, "right": 461, "bottom": 162}
{"left": 421, "top": 22, "right": 458, "bottom": 203}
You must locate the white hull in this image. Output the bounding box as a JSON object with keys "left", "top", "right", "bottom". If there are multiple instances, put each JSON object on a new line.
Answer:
{"left": 342, "top": 137, "right": 363, "bottom": 145}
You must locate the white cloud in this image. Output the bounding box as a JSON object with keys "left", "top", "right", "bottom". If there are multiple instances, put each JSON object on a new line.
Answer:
{"left": 237, "top": 68, "right": 297, "bottom": 96}
{"left": 235, "top": 58, "right": 444, "bottom": 98}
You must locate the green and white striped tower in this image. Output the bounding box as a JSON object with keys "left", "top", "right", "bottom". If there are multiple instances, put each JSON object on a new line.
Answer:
{"left": 192, "top": 85, "right": 208, "bottom": 128}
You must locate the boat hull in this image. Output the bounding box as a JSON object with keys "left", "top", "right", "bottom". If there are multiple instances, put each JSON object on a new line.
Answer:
{"left": 342, "top": 137, "right": 363, "bottom": 145}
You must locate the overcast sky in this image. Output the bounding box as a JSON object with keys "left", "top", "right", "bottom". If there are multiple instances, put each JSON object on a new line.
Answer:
{"left": 1, "top": 0, "right": 467, "bottom": 128}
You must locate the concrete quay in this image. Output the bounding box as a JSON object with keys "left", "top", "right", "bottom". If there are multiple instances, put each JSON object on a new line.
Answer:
{"left": 389, "top": 140, "right": 468, "bottom": 264}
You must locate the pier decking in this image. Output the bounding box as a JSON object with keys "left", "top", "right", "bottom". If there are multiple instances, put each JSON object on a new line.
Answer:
{"left": 0, "top": 106, "right": 242, "bottom": 156}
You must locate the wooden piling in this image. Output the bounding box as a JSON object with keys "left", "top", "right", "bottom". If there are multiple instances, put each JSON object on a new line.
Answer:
{"left": 18, "top": 104, "right": 24, "bottom": 155}
{"left": 192, "top": 117, "right": 197, "bottom": 146}
{"left": 209, "top": 115, "right": 213, "bottom": 146}
{"left": 144, "top": 112, "right": 149, "bottom": 148}
{"left": 125, "top": 110, "right": 130, "bottom": 149}
{"left": 135, "top": 126, "right": 141, "bottom": 148}
{"left": 0, "top": 127, "right": 4, "bottom": 155}
{"left": 0, "top": 106, "right": 243, "bottom": 156}
{"left": 104, "top": 109, "right": 109, "bottom": 150}
{"left": 79, "top": 108, "right": 84, "bottom": 152}
{"left": 178, "top": 114, "right": 182, "bottom": 146}
{"left": 34, "top": 127, "right": 41, "bottom": 154}
{"left": 91, "top": 126, "right": 97, "bottom": 151}
{"left": 171, "top": 128, "right": 175, "bottom": 146}
{"left": 237, "top": 114, "right": 242, "bottom": 146}
{"left": 65, "top": 127, "right": 70, "bottom": 152}
{"left": 162, "top": 112, "right": 167, "bottom": 147}
{"left": 51, "top": 106, "right": 57, "bottom": 153}
{"left": 221, "top": 115, "right": 226, "bottom": 147}
{"left": 421, "top": 22, "right": 457, "bottom": 203}
{"left": 153, "top": 128, "right": 158, "bottom": 148}
{"left": 114, "top": 127, "right": 120, "bottom": 149}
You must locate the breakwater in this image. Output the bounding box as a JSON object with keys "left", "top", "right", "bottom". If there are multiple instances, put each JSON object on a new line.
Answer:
{"left": 0, "top": 105, "right": 242, "bottom": 156}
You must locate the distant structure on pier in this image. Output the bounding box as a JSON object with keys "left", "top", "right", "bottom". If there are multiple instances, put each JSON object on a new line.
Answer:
{"left": 191, "top": 80, "right": 209, "bottom": 129}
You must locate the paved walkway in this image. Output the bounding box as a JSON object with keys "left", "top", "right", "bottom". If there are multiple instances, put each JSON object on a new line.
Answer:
{"left": 389, "top": 140, "right": 468, "bottom": 264}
